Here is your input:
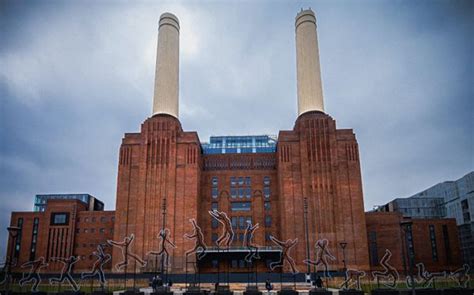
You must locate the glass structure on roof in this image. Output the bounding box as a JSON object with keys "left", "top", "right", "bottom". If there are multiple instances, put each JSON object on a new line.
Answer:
{"left": 202, "top": 135, "right": 277, "bottom": 154}
{"left": 34, "top": 194, "right": 104, "bottom": 212}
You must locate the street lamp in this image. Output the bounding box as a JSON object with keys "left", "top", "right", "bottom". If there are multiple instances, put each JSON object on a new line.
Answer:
{"left": 6, "top": 226, "right": 20, "bottom": 295}
{"left": 339, "top": 242, "right": 348, "bottom": 290}
{"left": 400, "top": 221, "right": 415, "bottom": 295}
{"left": 303, "top": 197, "right": 311, "bottom": 283}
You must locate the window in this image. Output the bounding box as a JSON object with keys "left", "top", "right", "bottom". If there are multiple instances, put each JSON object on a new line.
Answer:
{"left": 111, "top": 217, "right": 115, "bottom": 222}
{"left": 245, "top": 187, "right": 252, "bottom": 198}
{"left": 238, "top": 177, "right": 244, "bottom": 185}
{"left": 211, "top": 202, "right": 218, "bottom": 211}
{"left": 100, "top": 217, "right": 106, "bottom": 222}
{"left": 91, "top": 217, "right": 96, "bottom": 222}
{"left": 265, "top": 216, "right": 272, "bottom": 227}
{"left": 212, "top": 218, "right": 219, "bottom": 229}
{"left": 230, "top": 177, "right": 236, "bottom": 186}
{"left": 264, "top": 202, "right": 271, "bottom": 211}
{"left": 369, "top": 231, "right": 378, "bottom": 266}
{"left": 263, "top": 176, "right": 270, "bottom": 186}
{"left": 239, "top": 233, "right": 244, "bottom": 242}
{"left": 90, "top": 228, "right": 95, "bottom": 233}
{"left": 246, "top": 216, "right": 252, "bottom": 225}
{"left": 429, "top": 225, "right": 438, "bottom": 262}
{"left": 231, "top": 202, "right": 251, "bottom": 212}
{"left": 239, "top": 259, "right": 246, "bottom": 268}
{"left": 230, "top": 188, "right": 237, "bottom": 198}
{"left": 85, "top": 217, "right": 89, "bottom": 222}
{"left": 231, "top": 217, "right": 238, "bottom": 229}
{"left": 239, "top": 216, "right": 245, "bottom": 229}
{"left": 245, "top": 177, "right": 251, "bottom": 186}
{"left": 212, "top": 177, "right": 218, "bottom": 198}
{"left": 212, "top": 233, "right": 218, "bottom": 242}
{"left": 14, "top": 218, "right": 23, "bottom": 258}
{"left": 231, "top": 260, "right": 238, "bottom": 268}
{"left": 84, "top": 229, "right": 88, "bottom": 233}
{"left": 238, "top": 188, "right": 244, "bottom": 198}
{"left": 100, "top": 228, "right": 105, "bottom": 234}
{"left": 263, "top": 187, "right": 271, "bottom": 199}
{"left": 51, "top": 213, "right": 69, "bottom": 225}
{"left": 212, "top": 260, "right": 219, "bottom": 268}
{"left": 442, "top": 225, "right": 451, "bottom": 263}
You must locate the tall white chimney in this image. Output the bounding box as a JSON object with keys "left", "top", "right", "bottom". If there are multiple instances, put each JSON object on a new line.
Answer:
{"left": 295, "top": 9, "right": 324, "bottom": 116}
{"left": 152, "top": 13, "right": 180, "bottom": 118}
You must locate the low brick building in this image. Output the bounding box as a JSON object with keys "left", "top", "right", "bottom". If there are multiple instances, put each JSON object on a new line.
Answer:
{"left": 366, "top": 212, "right": 462, "bottom": 273}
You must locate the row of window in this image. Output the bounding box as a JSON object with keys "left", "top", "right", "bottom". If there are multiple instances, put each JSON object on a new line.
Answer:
{"left": 211, "top": 176, "right": 272, "bottom": 199}
{"left": 77, "top": 216, "right": 114, "bottom": 223}
{"left": 76, "top": 228, "right": 112, "bottom": 234}
{"left": 210, "top": 259, "right": 275, "bottom": 269}
{"left": 75, "top": 243, "right": 108, "bottom": 248}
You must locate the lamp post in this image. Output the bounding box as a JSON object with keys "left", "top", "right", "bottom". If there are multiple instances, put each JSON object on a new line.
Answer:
{"left": 161, "top": 199, "right": 167, "bottom": 283}
{"left": 6, "top": 226, "right": 20, "bottom": 295}
{"left": 400, "top": 221, "right": 415, "bottom": 295}
{"left": 303, "top": 197, "right": 311, "bottom": 283}
{"left": 339, "top": 242, "right": 348, "bottom": 290}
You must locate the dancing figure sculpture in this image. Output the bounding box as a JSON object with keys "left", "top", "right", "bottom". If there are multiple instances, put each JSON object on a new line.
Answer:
{"left": 406, "top": 262, "right": 446, "bottom": 288}
{"left": 449, "top": 264, "right": 470, "bottom": 288}
{"left": 372, "top": 249, "right": 399, "bottom": 288}
{"left": 49, "top": 256, "right": 80, "bottom": 291}
{"left": 340, "top": 269, "right": 366, "bottom": 290}
{"left": 303, "top": 239, "right": 335, "bottom": 278}
{"left": 184, "top": 218, "right": 208, "bottom": 260}
{"left": 19, "top": 257, "right": 48, "bottom": 292}
{"left": 108, "top": 233, "right": 146, "bottom": 271}
{"left": 81, "top": 244, "right": 111, "bottom": 288}
{"left": 147, "top": 228, "right": 176, "bottom": 268}
{"left": 269, "top": 235, "right": 298, "bottom": 274}
{"left": 243, "top": 221, "right": 260, "bottom": 262}
{"left": 209, "top": 210, "right": 234, "bottom": 248}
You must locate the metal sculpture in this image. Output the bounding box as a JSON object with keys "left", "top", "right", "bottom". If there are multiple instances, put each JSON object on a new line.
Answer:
{"left": 81, "top": 244, "right": 111, "bottom": 288}
{"left": 303, "top": 239, "right": 335, "bottom": 278}
{"left": 371, "top": 249, "right": 399, "bottom": 288}
{"left": 406, "top": 262, "right": 446, "bottom": 288}
{"left": 209, "top": 210, "right": 234, "bottom": 248}
{"left": 19, "top": 257, "right": 48, "bottom": 292}
{"left": 184, "top": 218, "right": 208, "bottom": 260}
{"left": 49, "top": 256, "right": 80, "bottom": 291}
{"left": 449, "top": 264, "right": 470, "bottom": 288}
{"left": 340, "top": 269, "right": 366, "bottom": 290}
{"left": 107, "top": 233, "right": 147, "bottom": 271}
{"left": 243, "top": 221, "right": 260, "bottom": 262}
{"left": 269, "top": 235, "right": 299, "bottom": 274}
{"left": 147, "top": 228, "right": 176, "bottom": 267}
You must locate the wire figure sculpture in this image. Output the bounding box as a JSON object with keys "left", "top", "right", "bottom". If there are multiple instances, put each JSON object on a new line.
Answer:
{"left": 19, "top": 257, "right": 48, "bottom": 292}
{"left": 269, "top": 235, "right": 299, "bottom": 274}
{"left": 303, "top": 239, "right": 335, "bottom": 278}
{"left": 406, "top": 262, "right": 447, "bottom": 288}
{"left": 243, "top": 221, "right": 260, "bottom": 263}
{"left": 107, "top": 233, "right": 147, "bottom": 271}
{"left": 147, "top": 228, "right": 176, "bottom": 268}
{"left": 449, "top": 264, "right": 470, "bottom": 288}
{"left": 49, "top": 256, "right": 80, "bottom": 291}
{"left": 340, "top": 269, "right": 366, "bottom": 290}
{"left": 81, "top": 244, "right": 111, "bottom": 288}
{"left": 184, "top": 219, "right": 208, "bottom": 261}
{"left": 371, "top": 249, "right": 399, "bottom": 288}
{"left": 0, "top": 256, "right": 16, "bottom": 287}
{"left": 209, "top": 210, "right": 234, "bottom": 248}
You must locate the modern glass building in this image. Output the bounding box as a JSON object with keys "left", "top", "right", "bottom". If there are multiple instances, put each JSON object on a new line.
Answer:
{"left": 34, "top": 194, "right": 104, "bottom": 212}
{"left": 201, "top": 135, "right": 277, "bottom": 154}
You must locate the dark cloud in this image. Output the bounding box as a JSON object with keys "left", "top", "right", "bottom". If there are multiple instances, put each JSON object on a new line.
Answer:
{"left": 0, "top": 0, "right": 472, "bottom": 257}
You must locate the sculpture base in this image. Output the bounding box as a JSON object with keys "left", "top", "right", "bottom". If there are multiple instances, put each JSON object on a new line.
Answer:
{"left": 370, "top": 289, "right": 399, "bottom": 295}
{"left": 442, "top": 288, "right": 474, "bottom": 295}
{"left": 339, "top": 290, "right": 364, "bottom": 295}
{"left": 309, "top": 288, "right": 331, "bottom": 295}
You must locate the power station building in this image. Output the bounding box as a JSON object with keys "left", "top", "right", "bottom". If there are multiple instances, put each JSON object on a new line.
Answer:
{"left": 5, "top": 9, "right": 463, "bottom": 276}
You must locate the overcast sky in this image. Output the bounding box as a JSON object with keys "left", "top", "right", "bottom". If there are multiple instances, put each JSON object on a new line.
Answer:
{"left": 0, "top": 0, "right": 472, "bottom": 258}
